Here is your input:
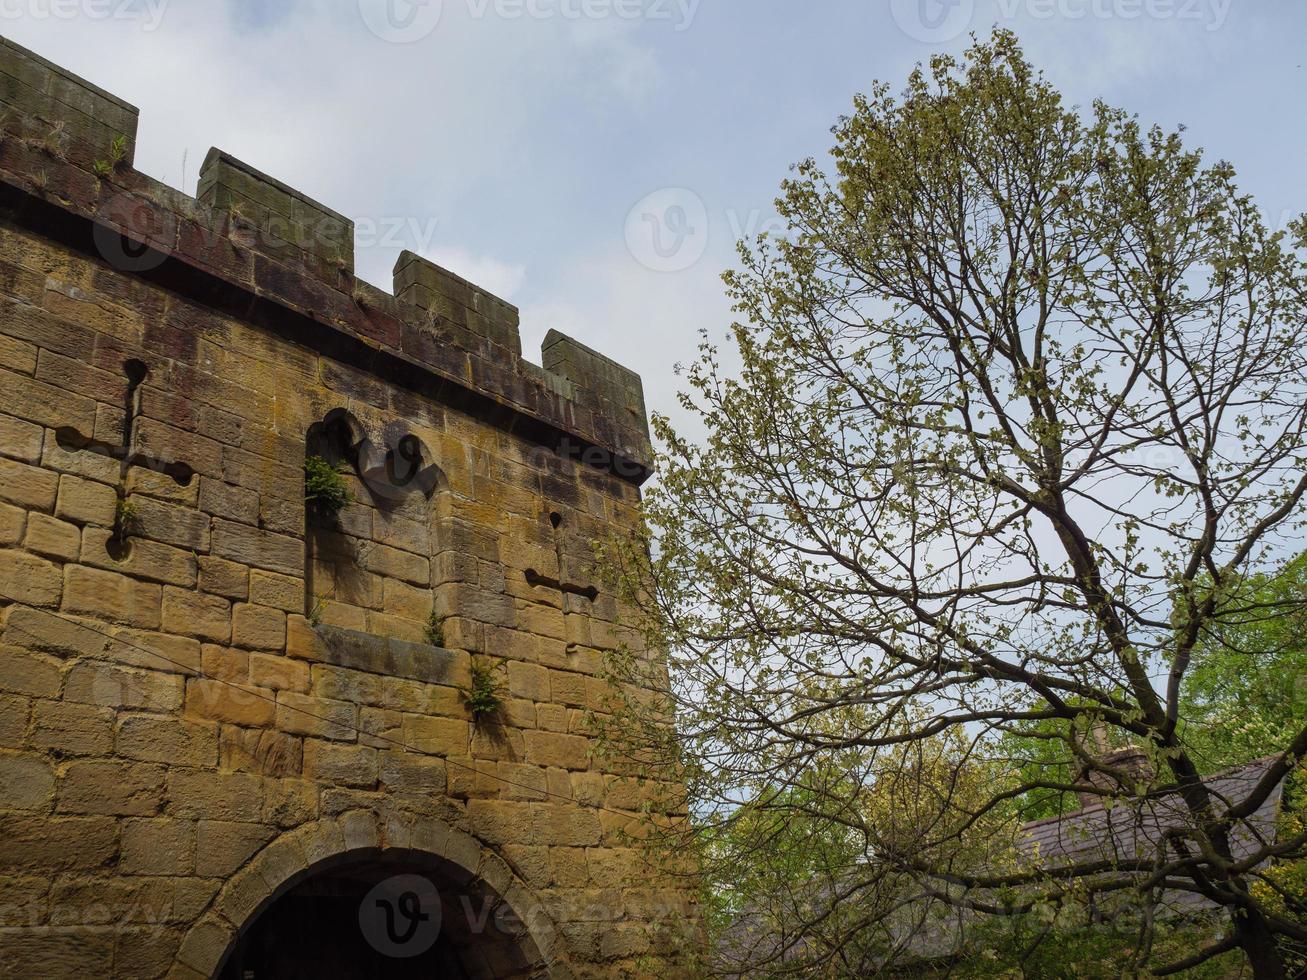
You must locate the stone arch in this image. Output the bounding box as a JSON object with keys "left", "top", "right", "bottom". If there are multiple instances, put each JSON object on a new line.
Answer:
{"left": 172, "top": 810, "right": 570, "bottom": 979}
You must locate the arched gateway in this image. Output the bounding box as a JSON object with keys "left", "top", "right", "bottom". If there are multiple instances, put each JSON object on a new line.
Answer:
{"left": 173, "top": 813, "right": 565, "bottom": 977}
{"left": 176, "top": 815, "right": 560, "bottom": 979}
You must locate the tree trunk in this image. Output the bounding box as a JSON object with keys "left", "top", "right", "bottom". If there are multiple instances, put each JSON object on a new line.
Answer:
{"left": 1233, "top": 909, "right": 1286, "bottom": 980}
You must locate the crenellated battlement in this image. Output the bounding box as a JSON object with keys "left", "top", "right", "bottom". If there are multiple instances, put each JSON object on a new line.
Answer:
{"left": 0, "top": 35, "right": 651, "bottom": 481}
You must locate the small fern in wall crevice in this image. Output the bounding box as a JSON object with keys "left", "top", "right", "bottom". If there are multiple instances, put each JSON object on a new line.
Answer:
{"left": 424, "top": 611, "right": 445, "bottom": 648}
{"left": 304, "top": 455, "right": 352, "bottom": 521}
{"left": 466, "top": 662, "right": 503, "bottom": 722}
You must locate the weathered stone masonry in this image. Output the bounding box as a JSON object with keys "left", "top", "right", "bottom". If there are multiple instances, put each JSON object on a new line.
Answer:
{"left": 0, "top": 37, "right": 691, "bottom": 978}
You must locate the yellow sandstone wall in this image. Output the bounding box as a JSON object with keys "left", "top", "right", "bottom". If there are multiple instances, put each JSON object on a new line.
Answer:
{"left": 0, "top": 36, "right": 691, "bottom": 979}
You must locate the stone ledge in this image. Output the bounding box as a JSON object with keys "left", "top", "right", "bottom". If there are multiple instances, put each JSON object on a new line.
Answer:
{"left": 312, "top": 625, "right": 473, "bottom": 689}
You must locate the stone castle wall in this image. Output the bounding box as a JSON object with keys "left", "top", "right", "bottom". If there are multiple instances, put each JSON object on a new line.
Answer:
{"left": 0, "top": 36, "right": 690, "bottom": 978}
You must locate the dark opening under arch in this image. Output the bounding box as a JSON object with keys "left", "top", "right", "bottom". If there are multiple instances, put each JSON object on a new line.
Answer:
{"left": 217, "top": 848, "right": 546, "bottom": 980}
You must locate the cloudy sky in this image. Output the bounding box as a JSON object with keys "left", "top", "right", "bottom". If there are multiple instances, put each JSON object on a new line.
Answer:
{"left": 3, "top": 1, "right": 1304, "bottom": 431}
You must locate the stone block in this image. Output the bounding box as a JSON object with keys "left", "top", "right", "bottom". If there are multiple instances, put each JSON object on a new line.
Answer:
{"left": 55, "top": 474, "right": 117, "bottom": 526}
{"left": 175, "top": 914, "right": 235, "bottom": 975}
{"left": 381, "top": 677, "right": 464, "bottom": 718}
{"left": 380, "top": 579, "right": 433, "bottom": 625}
{"left": 524, "top": 731, "right": 591, "bottom": 771}
{"left": 134, "top": 418, "right": 222, "bottom": 480}
{"left": 125, "top": 466, "right": 199, "bottom": 507}
{"left": 262, "top": 777, "right": 317, "bottom": 827}
{"left": 131, "top": 496, "right": 211, "bottom": 551}
{"left": 0, "top": 452, "right": 58, "bottom": 514}
{"left": 0, "top": 548, "right": 63, "bottom": 607}
{"left": 197, "top": 555, "right": 248, "bottom": 600}
{"left": 303, "top": 740, "right": 378, "bottom": 788}
{"left": 212, "top": 519, "right": 303, "bottom": 577}
{"left": 219, "top": 726, "right": 303, "bottom": 779}
{"left": 445, "top": 757, "right": 499, "bottom": 799}
{"left": 378, "top": 750, "right": 446, "bottom": 793}
{"left": 0, "top": 753, "right": 55, "bottom": 810}
{"left": 23, "top": 513, "right": 79, "bottom": 561}
{"left": 194, "top": 820, "right": 275, "bottom": 877}
{"left": 232, "top": 603, "right": 286, "bottom": 651}
{"left": 0, "top": 501, "right": 25, "bottom": 546}
{"left": 198, "top": 477, "right": 258, "bottom": 525}
{"left": 248, "top": 569, "right": 302, "bottom": 612}
{"left": 533, "top": 803, "right": 603, "bottom": 846}
{"left": 64, "top": 661, "right": 183, "bottom": 712}
{"left": 401, "top": 715, "right": 469, "bottom": 757}
{"left": 248, "top": 652, "right": 309, "bottom": 693}
{"left": 508, "top": 661, "right": 550, "bottom": 702}
{"left": 80, "top": 528, "right": 199, "bottom": 587}
{"left": 0, "top": 813, "right": 118, "bottom": 872}
{"left": 162, "top": 587, "right": 231, "bottom": 643}
{"left": 358, "top": 542, "right": 429, "bottom": 586}
{"left": 167, "top": 769, "right": 263, "bottom": 822}
{"left": 63, "top": 565, "right": 161, "bottom": 628}
{"left": 184, "top": 678, "right": 275, "bottom": 728}
{"left": 0, "top": 412, "right": 44, "bottom": 464}
{"left": 0, "top": 645, "right": 62, "bottom": 698}
{"left": 535, "top": 703, "right": 569, "bottom": 734}
{"left": 116, "top": 714, "right": 218, "bottom": 767}
{"left": 2, "top": 607, "right": 106, "bottom": 659}
{"left": 105, "top": 628, "right": 202, "bottom": 676}
{"left": 276, "top": 691, "right": 356, "bottom": 741}
{"left": 120, "top": 818, "right": 195, "bottom": 875}
{"left": 0, "top": 694, "right": 26, "bottom": 746}
{"left": 311, "top": 665, "right": 382, "bottom": 705}
{"left": 497, "top": 762, "right": 548, "bottom": 802}
{"left": 30, "top": 699, "right": 114, "bottom": 755}
{"left": 467, "top": 798, "right": 535, "bottom": 846}
{"left": 57, "top": 760, "right": 166, "bottom": 816}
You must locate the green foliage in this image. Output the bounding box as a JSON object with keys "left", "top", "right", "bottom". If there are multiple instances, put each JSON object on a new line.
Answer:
{"left": 114, "top": 498, "right": 139, "bottom": 532}
{"left": 303, "top": 455, "right": 352, "bottom": 520}
{"left": 93, "top": 134, "right": 129, "bottom": 179}
{"left": 465, "top": 663, "right": 503, "bottom": 721}
{"left": 1178, "top": 552, "right": 1307, "bottom": 773}
{"left": 307, "top": 593, "right": 328, "bottom": 628}
{"left": 595, "top": 28, "right": 1307, "bottom": 978}
{"left": 934, "top": 913, "right": 1245, "bottom": 979}
{"left": 423, "top": 611, "right": 445, "bottom": 648}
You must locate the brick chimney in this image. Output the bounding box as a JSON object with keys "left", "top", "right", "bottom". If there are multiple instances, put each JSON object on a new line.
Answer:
{"left": 1075, "top": 745, "right": 1155, "bottom": 809}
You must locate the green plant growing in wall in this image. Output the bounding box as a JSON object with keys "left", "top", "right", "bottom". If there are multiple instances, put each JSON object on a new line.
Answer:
{"left": 424, "top": 611, "right": 445, "bottom": 648}
{"left": 465, "top": 663, "right": 503, "bottom": 722}
{"left": 304, "top": 455, "right": 352, "bottom": 521}
{"left": 307, "top": 592, "right": 329, "bottom": 628}
{"left": 115, "top": 498, "right": 139, "bottom": 532}
{"left": 37, "top": 120, "right": 68, "bottom": 160}
{"left": 93, "top": 133, "right": 129, "bottom": 179}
